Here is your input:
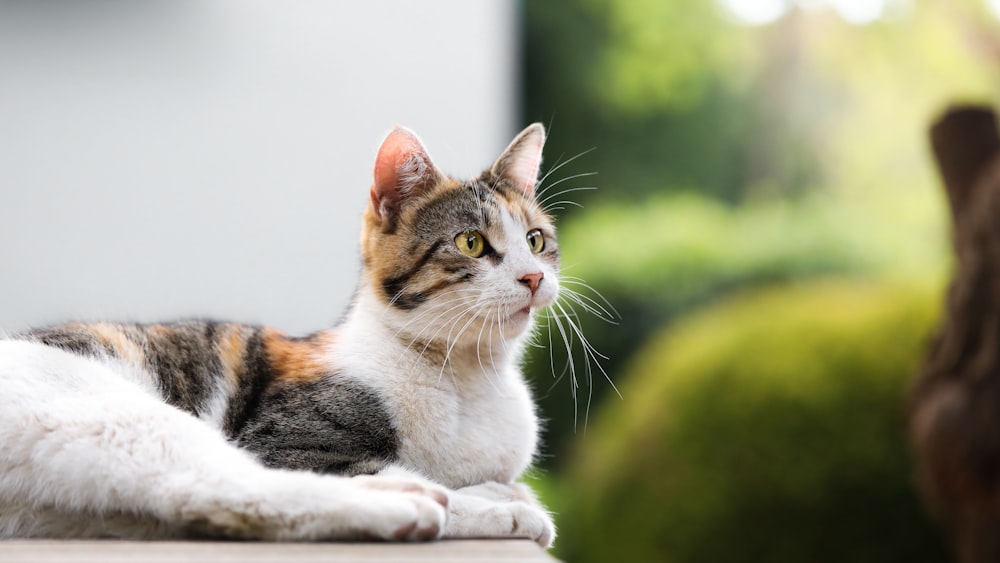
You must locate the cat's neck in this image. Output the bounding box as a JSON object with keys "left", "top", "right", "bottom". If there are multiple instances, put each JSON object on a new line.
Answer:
{"left": 338, "top": 282, "right": 528, "bottom": 382}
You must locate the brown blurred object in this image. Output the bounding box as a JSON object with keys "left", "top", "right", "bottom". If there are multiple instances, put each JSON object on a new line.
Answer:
{"left": 911, "top": 106, "right": 1000, "bottom": 562}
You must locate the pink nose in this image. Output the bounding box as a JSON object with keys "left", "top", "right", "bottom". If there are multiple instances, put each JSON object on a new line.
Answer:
{"left": 519, "top": 272, "right": 543, "bottom": 296}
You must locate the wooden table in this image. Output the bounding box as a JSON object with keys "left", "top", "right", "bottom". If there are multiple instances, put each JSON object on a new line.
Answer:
{"left": 0, "top": 539, "right": 560, "bottom": 562}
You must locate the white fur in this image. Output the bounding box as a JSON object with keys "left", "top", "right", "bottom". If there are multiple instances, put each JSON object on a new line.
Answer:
{"left": 0, "top": 340, "right": 447, "bottom": 541}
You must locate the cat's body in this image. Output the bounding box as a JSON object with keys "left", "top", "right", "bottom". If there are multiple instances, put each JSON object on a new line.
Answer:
{"left": 0, "top": 124, "right": 557, "bottom": 545}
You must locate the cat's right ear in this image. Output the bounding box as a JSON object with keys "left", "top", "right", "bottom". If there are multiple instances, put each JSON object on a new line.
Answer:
{"left": 371, "top": 127, "right": 445, "bottom": 226}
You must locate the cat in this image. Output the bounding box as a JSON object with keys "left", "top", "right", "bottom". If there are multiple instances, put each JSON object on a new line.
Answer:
{"left": 0, "top": 123, "right": 558, "bottom": 546}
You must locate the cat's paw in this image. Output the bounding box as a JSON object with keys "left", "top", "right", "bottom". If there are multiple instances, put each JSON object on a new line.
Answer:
{"left": 352, "top": 473, "right": 449, "bottom": 509}
{"left": 347, "top": 474, "right": 449, "bottom": 541}
{"left": 191, "top": 471, "right": 447, "bottom": 542}
{"left": 347, "top": 486, "right": 447, "bottom": 542}
{"left": 445, "top": 493, "right": 556, "bottom": 548}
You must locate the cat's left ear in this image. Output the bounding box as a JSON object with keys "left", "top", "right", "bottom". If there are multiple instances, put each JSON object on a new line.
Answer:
{"left": 491, "top": 123, "right": 546, "bottom": 194}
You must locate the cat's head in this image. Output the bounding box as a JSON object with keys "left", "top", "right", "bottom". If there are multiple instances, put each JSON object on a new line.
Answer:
{"left": 360, "top": 124, "right": 558, "bottom": 352}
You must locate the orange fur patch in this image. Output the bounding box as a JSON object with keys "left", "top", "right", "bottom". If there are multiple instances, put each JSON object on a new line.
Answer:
{"left": 91, "top": 323, "right": 146, "bottom": 367}
{"left": 262, "top": 328, "right": 336, "bottom": 383}
{"left": 217, "top": 326, "right": 250, "bottom": 387}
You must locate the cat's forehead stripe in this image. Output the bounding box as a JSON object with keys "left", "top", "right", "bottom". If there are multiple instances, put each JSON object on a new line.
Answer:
{"left": 479, "top": 176, "right": 545, "bottom": 227}
{"left": 411, "top": 182, "right": 507, "bottom": 233}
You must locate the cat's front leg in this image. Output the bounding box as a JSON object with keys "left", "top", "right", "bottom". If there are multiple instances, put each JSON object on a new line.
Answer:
{"left": 376, "top": 466, "right": 554, "bottom": 547}
{"left": 443, "top": 481, "right": 555, "bottom": 548}
{"left": 182, "top": 469, "right": 450, "bottom": 542}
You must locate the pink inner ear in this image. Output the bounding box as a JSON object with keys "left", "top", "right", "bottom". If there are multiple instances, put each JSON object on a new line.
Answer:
{"left": 508, "top": 146, "right": 542, "bottom": 193}
{"left": 373, "top": 128, "right": 427, "bottom": 208}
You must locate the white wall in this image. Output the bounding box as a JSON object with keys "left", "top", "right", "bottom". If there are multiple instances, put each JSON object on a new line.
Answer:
{"left": 0, "top": 1, "right": 518, "bottom": 334}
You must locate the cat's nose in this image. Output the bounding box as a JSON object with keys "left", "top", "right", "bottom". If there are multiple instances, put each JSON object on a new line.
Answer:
{"left": 519, "top": 272, "right": 544, "bottom": 296}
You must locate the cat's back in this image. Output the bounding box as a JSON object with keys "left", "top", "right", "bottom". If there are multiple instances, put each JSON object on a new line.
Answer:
{"left": 4, "top": 320, "right": 336, "bottom": 432}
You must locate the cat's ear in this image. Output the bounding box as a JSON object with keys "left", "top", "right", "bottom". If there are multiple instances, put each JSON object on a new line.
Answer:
{"left": 491, "top": 123, "right": 546, "bottom": 194}
{"left": 371, "top": 126, "right": 445, "bottom": 222}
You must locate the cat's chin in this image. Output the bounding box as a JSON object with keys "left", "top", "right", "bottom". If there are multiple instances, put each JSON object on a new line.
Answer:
{"left": 503, "top": 307, "right": 533, "bottom": 333}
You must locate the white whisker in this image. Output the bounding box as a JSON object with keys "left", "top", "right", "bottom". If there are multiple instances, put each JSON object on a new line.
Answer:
{"left": 537, "top": 184, "right": 598, "bottom": 207}
{"left": 535, "top": 147, "right": 597, "bottom": 197}
{"left": 560, "top": 288, "right": 619, "bottom": 324}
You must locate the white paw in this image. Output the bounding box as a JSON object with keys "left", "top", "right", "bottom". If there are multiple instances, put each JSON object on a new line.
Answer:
{"left": 349, "top": 474, "right": 449, "bottom": 541}
{"left": 445, "top": 495, "right": 556, "bottom": 548}
{"left": 343, "top": 485, "right": 447, "bottom": 542}
{"left": 186, "top": 471, "right": 448, "bottom": 542}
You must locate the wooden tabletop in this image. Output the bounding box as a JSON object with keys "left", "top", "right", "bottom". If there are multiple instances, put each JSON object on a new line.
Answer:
{"left": 0, "top": 539, "right": 560, "bottom": 563}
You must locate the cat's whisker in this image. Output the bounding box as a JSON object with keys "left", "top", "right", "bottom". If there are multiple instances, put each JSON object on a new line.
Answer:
{"left": 389, "top": 287, "right": 482, "bottom": 339}
{"left": 559, "top": 288, "right": 618, "bottom": 324}
{"left": 437, "top": 306, "right": 480, "bottom": 385}
{"left": 485, "top": 310, "right": 503, "bottom": 391}
{"left": 475, "top": 305, "right": 491, "bottom": 377}
{"left": 489, "top": 310, "right": 508, "bottom": 390}
{"left": 413, "top": 299, "right": 484, "bottom": 364}
{"left": 559, "top": 275, "right": 617, "bottom": 296}
{"left": 544, "top": 313, "right": 560, "bottom": 387}
{"left": 381, "top": 289, "right": 408, "bottom": 318}
{"left": 554, "top": 302, "right": 610, "bottom": 364}
{"left": 537, "top": 184, "right": 597, "bottom": 208}
{"left": 435, "top": 301, "right": 480, "bottom": 378}
{"left": 395, "top": 291, "right": 479, "bottom": 337}
{"left": 535, "top": 147, "right": 596, "bottom": 196}
{"left": 496, "top": 304, "right": 512, "bottom": 357}
{"left": 559, "top": 287, "right": 617, "bottom": 322}
{"left": 442, "top": 308, "right": 478, "bottom": 381}
{"left": 396, "top": 295, "right": 480, "bottom": 351}
{"left": 382, "top": 287, "right": 472, "bottom": 338}
{"left": 541, "top": 200, "right": 585, "bottom": 214}
{"left": 554, "top": 299, "right": 620, "bottom": 398}
{"left": 552, "top": 300, "right": 594, "bottom": 430}
{"left": 398, "top": 296, "right": 485, "bottom": 369}
{"left": 438, "top": 302, "right": 489, "bottom": 384}
{"left": 547, "top": 308, "right": 581, "bottom": 429}
{"left": 437, "top": 305, "right": 503, "bottom": 394}
{"left": 559, "top": 276, "right": 620, "bottom": 317}
{"left": 543, "top": 317, "right": 575, "bottom": 397}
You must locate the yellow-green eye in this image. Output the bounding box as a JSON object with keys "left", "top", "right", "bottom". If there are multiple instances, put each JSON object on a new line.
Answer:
{"left": 455, "top": 231, "right": 486, "bottom": 257}
{"left": 526, "top": 229, "right": 545, "bottom": 254}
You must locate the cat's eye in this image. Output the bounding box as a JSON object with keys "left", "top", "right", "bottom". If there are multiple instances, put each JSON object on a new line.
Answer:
{"left": 526, "top": 229, "right": 545, "bottom": 254}
{"left": 455, "top": 231, "right": 486, "bottom": 258}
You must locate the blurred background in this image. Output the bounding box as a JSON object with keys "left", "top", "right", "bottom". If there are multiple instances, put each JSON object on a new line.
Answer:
{"left": 523, "top": 0, "right": 998, "bottom": 561}
{"left": 0, "top": 1, "right": 517, "bottom": 332}
{"left": 4, "top": 0, "right": 1000, "bottom": 560}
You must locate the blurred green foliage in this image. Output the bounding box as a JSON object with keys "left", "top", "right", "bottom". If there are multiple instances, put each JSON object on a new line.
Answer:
{"left": 520, "top": 0, "right": 1000, "bottom": 559}
{"left": 557, "top": 193, "right": 947, "bottom": 307}
{"left": 525, "top": 0, "right": 996, "bottom": 205}
{"left": 527, "top": 193, "right": 948, "bottom": 464}
{"left": 524, "top": 0, "right": 1000, "bottom": 465}
{"left": 552, "top": 280, "right": 947, "bottom": 563}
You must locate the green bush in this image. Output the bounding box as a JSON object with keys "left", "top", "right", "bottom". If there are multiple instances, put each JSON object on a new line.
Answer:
{"left": 554, "top": 280, "right": 948, "bottom": 563}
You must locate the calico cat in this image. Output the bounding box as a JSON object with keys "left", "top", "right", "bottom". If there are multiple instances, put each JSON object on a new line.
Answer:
{"left": 0, "top": 124, "right": 557, "bottom": 546}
